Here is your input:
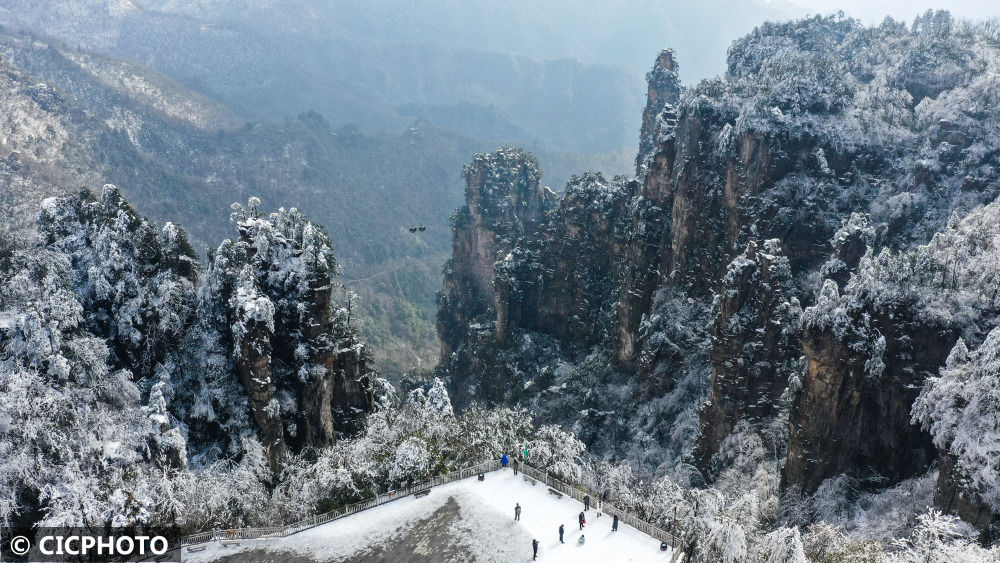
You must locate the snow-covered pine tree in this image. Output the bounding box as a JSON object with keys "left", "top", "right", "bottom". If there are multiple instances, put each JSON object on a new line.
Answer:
{"left": 35, "top": 185, "right": 199, "bottom": 385}
{"left": 0, "top": 214, "right": 186, "bottom": 528}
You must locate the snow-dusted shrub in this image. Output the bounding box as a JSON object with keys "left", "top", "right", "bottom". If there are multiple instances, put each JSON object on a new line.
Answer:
{"left": 802, "top": 522, "right": 849, "bottom": 562}
{"left": 886, "top": 509, "right": 998, "bottom": 562}
{"left": 425, "top": 377, "right": 454, "bottom": 418}
{"left": 387, "top": 437, "right": 431, "bottom": 487}
{"left": 755, "top": 526, "right": 807, "bottom": 563}
{"left": 699, "top": 518, "right": 749, "bottom": 563}
{"left": 913, "top": 330, "right": 1000, "bottom": 511}
{"left": 273, "top": 453, "right": 357, "bottom": 521}
{"left": 407, "top": 377, "right": 454, "bottom": 423}
{"left": 802, "top": 279, "right": 858, "bottom": 341}
{"left": 527, "top": 425, "right": 585, "bottom": 482}
{"left": 168, "top": 438, "right": 273, "bottom": 531}
{"left": 454, "top": 405, "right": 533, "bottom": 466}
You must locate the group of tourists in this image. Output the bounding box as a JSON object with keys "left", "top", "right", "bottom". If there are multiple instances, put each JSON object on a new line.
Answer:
{"left": 502, "top": 454, "right": 620, "bottom": 560}
{"left": 500, "top": 452, "right": 520, "bottom": 475}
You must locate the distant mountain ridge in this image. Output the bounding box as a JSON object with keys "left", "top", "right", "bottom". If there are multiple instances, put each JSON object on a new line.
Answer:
{"left": 0, "top": 0, "right": 650, "bottom": 377}
{"left": 0, "top": 27, "right": 468, "bottom": 375}
{"left": 0, "top": 0, "right": 643, "bottom": 154}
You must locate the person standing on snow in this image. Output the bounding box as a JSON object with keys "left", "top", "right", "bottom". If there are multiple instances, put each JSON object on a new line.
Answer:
{"left": 612, "top": 514, "right": 619, "bottom": 531}
{"left": 578, "top": 511, "right": 586, "bottom": 530}
{"left": 559, "top": 524, "right": 564, "bottom": 543}
{"left": 513, "top": 458, "right": 519, "bottom": 475}
{"left": 532, "top": 538, "right": 539, "bottom": 560}
{"left": 501, "top": 453, "right": 509, "bottom": 468}
{"left": 584, "top": 494, "right": 590, "bottom": 511}
{"left": 515, "top": 503, "right": 521, "bottom": 521}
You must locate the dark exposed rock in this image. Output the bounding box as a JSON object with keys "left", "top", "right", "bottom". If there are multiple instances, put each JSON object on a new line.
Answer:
{"left": 783, "top": 296, "right": 954, "bottom": 494}
{"left": 329, "top": 336, "right": 378, "bottom": 435}
{"left": 636, "top": 49, "right": 681, "bottom": 175}
{"left": 615, "top": 50, "right": 682, "bottom": 366}
{"left": 437, "top": 146, "right": 553, "bottom": 405}
{"left": 495, "top": 173, "right": 632, "bottom": 349}
{"left": 232, "top": 301, "right": 285, "bottom": 473}
{"left": 819, "top": 213, "right": 878, "bottom": 290}
{"left": 440, "top": 164, "right": 634, "bottom": 408}
{"left": 220, "top": 208, "right": 377, "bottom": 471}
{"left": 694, "top": 240, "right": 801, "bottom": 474}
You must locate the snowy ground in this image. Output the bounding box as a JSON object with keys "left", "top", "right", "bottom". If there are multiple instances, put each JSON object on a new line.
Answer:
{"left": 185, "top": 469, "right": 677, "bottom": 562}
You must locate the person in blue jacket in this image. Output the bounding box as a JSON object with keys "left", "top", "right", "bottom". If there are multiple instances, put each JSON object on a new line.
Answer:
{"left": 501, "top": 453, "right": 509, "bottom": 467}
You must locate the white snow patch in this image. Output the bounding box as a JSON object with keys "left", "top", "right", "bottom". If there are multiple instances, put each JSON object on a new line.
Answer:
{"left": 186, "top": 470, "right": 676, "bottom": 562}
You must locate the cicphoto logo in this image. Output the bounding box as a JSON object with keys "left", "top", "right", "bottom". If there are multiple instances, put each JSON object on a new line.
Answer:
{"left": 1, "top": 527, "right": 180, "bottom": 562}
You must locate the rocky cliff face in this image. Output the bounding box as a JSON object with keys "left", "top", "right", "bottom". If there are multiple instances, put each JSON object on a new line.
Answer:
{"left": 437, "top": 147, "right": 552, "bottom": 352}
{"left": 437, "top": 13, "right": 1000, "bottom": 534}
{"left": 615, "top": 50, "right": 680, "bottom": 366}
{"left": 694, "top": 240, "right": 801, "bottom": 474}
{"left": 785, "top": 298, "right": 952, "bottom": 494}
{"left": 230, "top": 273, "right": 285, "bottom": 471}
{"left": 636, "top": 49, "right": 682, "bottom": 174}
{"left": 217, "top": 205, "right": 377, "bottom": 470}
{"left": 935, "top": 451, "right": 1000, "bottom": 539}
{"left": 495, "top": 173, "right": 632, "bottom": 348}
{"left": 436, "top": 147, "right": 554, "bottom": 405}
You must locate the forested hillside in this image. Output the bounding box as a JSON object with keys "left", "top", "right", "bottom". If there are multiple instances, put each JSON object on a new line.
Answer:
{"left": 0, "top": 190, "right": 587, "bottom": 533}
{"left": 0, "top": 1, "right": 639, "bottom": 376}
{"left": 437, "top": 12, "right": 1000, "bottom": 558}
{"left": 4, "top": 4, "right": 1000, "bottom": 561}
{"left": 0, "top": 0, "right": 645, "bottom": 155}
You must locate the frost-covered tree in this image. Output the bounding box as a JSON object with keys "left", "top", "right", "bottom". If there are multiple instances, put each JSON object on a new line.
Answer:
{"left": 755, "top": 526, "right": 807, "bottom": 563}
{"left": 527, "top": 425, "right": 586, "bottom": 481}
{"left": 0, "top": 225, "right": 186, "bottom": 527}
{"left": 455, "top": 405, "right": 533, "bottom": 466}
{"left": 913, "top": 330, "right": 1000, "bottom": 513}
{"left": 387, "top": 437, "right": 431, "bottom": 487}
{"left": 886, "top": 509, "right": 999, "bottom": 562}
{"left": 35, "top": 185, "right": 198, "bottom": 384}
{"left": 0, "top": 189, "right": 386, "bottom": 529}
{"left": 698, "top": 517, "right": 749, "bottom": 563}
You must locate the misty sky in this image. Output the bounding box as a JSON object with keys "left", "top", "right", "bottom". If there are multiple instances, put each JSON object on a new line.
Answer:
{"left": 785, "top": 0, "right": 1000, "bottom": 23}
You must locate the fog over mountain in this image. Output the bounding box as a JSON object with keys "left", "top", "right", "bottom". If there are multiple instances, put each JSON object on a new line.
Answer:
{"left": 0, "top": 0, "right": 808, "bottom": 377}
{"left": 0, "top": 0, "right": 810, "bottom": 150}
